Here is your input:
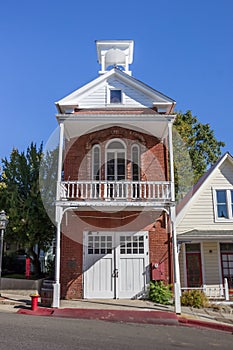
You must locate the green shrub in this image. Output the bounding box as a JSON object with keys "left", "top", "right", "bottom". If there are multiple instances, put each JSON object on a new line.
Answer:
{"left": 149, "top": 281, "right": 173, "bottom": 305}
{"left": 181, "top": 290, "right": 209, "bottom": 308}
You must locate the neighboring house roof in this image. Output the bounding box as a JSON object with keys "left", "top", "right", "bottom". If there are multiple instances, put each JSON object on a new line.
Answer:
{"left": 176, "top": 152, "right": 233, "bottom": 225}
{"left": 55, "top": 67, "right": 176, "bottom": 113}
{"left": 177, "top": 229, "right": 233, "bottom": 242}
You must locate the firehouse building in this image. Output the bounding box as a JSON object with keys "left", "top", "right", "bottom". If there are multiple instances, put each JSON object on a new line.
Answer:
{"left": 53, "top": 40, "right": 180, "bottom": 311}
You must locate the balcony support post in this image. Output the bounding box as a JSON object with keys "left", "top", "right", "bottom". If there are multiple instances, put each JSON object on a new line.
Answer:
{"left": 53, "top": 122, "right": 64, "bottom": 308}
{"left": 168, "top": 119, "right": 181, "bottom": 315}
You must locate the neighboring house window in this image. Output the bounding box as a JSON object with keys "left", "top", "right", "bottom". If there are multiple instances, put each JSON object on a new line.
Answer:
{"left": 185, "top": 243, "right": 202, "bottom": 288}
{"left": 110, "top": 89, "right": 122, "bottom": 103}
{"left": 214, "top": 189, "right": 233, "bottom": 220}
{"left": 220, "top": 243, "right": 233, "bottom": 290}
{"left": 92, "top": 145, "right": 101, "bottom": 180}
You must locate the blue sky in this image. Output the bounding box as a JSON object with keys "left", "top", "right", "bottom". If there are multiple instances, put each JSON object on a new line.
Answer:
{"left": 1, "top": 0, "right": 232, "bottom": 159}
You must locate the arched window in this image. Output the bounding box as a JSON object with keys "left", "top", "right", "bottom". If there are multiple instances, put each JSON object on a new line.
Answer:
{"left": 131, "top": 144, "right": 140, "bottom": 181}
{"left": 92, "top": 145, "right": 101, "bottom": 180}
{"left": 106, "top": 140, "right": 126, "bottom": 181}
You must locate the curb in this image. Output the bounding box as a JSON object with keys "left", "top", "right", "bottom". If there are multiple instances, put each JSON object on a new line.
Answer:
{"left": 17, "top": 307, "right": 54, "bottom": 317}
{"left": 178, "top": 317, "right": 233, "bottom": 333}
{"left": 53, "top": 308, "right": 179, "bottom": 325}
{"left": 17, "top": 307, "right": 233, "bottom": 332}
{"left": 17, "top": 307, "right": 179, "bottom": 325}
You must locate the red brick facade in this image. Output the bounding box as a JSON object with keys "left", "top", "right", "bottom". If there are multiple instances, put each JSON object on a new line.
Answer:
{"left": 63, "top": 126, "right": 168, "bottom": 182}
{"left": 60, "top": 125, "right": 172, "bottom": 299}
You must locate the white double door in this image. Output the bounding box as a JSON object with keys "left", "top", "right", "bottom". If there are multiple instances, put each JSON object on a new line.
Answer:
{"left": 83, "top": 231, "right": 149, "bottom": 299}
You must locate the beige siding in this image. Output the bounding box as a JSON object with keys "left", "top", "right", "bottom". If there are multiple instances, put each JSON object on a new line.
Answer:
{"left": 202, "top": 242, "right": 220, "bottom": 284}
{"left": 179, "top": 244, "right": 185, "bottom": 287}
{"left": 177, "top": 159, "right": 233, "bottom": 234}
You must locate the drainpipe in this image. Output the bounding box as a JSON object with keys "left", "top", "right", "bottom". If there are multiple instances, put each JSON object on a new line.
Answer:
{"left": 52, "top": 122, "right": 64, "bottom": 308}
{"left": 167, "top": 120, "right": 181, "bottom": 314}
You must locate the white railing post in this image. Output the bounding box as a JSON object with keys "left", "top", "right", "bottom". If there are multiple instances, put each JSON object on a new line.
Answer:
{"left": 224, "top": 278, "right": 229, "bottom": 301}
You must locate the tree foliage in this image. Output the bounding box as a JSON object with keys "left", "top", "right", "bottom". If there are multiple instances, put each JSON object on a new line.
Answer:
{"left": 0, "top": 143, "right": 55, "bottom": 275}
{"left": 173, "top": 110, "right": 225, "bottom": 200}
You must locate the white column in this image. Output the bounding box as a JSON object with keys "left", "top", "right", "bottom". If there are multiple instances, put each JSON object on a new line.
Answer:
{"left": 168, "top": 120, "right": 181, "bottom": 314}
{"left": 224, "top": 278, "right": 229, "bottom": 301}
{"left": 168, "top": 121, "right": 175, "bottom": 202}
{"left": 52, "top": 122, "right": 64, "bottom": 308}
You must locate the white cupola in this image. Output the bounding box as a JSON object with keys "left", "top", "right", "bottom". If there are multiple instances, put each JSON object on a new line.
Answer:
{"left": 96, "top": 40, "right": 134, "bottom": 75}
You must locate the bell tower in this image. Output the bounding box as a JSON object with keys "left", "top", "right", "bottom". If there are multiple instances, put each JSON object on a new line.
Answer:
{"left": 96, "top": 40, "right": 134, "bottom": 75}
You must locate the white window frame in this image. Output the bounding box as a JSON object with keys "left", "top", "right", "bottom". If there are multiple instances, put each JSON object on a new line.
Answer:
{"left": 213, "top": 187, "right": 233, "bottom": 222}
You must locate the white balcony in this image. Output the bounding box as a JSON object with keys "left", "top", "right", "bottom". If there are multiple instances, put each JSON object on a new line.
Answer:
{"left": 58, "top": 180, "right": 172, "bottom": 204}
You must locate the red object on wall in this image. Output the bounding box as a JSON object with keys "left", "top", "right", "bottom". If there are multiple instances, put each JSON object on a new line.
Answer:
{"left": 151, "top": 262, "right": 166, "bottom": 281}
{"left": 25, "top": 257, "right": 30, "bottom": 279}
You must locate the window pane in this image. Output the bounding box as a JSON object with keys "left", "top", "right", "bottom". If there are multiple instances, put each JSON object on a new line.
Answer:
{"left": 110, "top": 90, "right": 121, "bottom": 103}
{"left": 217, "top": 205, "right": 228, "bottom": 218}
{"left": 107, "top": 155, "right": 114, "bottom": 180}
{"left": 186, "top": 243, "right": 201, "bottom": 252}
{"left": 132, "top": 146, "right": 140, "bottom": 181}
{"left": 117, "top": 158, "right": 125, "bottom": 177}
{"left": 220, "top": 243, "right": 233, "bottom": 252}
{"left": 216, "top": 190, "right": 228, "bottom": 218}
{"left": 108, "top": 141, "right": 124, "bottom": 149}
{"left": 93, "top": 146, "right": 100, "bottom": 180}
{"left": 217, "top": 190, "right": 226, "bottom": 203}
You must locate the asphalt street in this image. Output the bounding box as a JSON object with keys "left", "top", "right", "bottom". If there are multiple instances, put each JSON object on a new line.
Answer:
{"left": 0, "top": 312, "right": 232, "bottom": 350}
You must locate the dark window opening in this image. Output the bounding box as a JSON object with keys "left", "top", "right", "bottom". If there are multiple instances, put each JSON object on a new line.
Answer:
{"left": 110, "top": 90, "right": 122, "bottom": 103}
{"left": 216, "top": 190, "right": 228, "bottom": 218}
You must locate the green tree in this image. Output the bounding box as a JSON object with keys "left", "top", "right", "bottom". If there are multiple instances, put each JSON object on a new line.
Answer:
{"left": 173, "top": 110, "right": 225, "bottom": 200}
{"left": 0, "top": 143, "right": 55, "bottom": 276}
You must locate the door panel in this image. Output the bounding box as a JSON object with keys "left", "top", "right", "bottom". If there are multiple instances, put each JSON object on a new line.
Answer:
{"left": 84, "top": 233, "right": 114, "bottom": 298}
{"left": 186, "top": 253, "right": 202, "bottom": 287}
{"left": 119, "top": 257, "right": 145, "bottom": 298}
{"left": 118, "top": 233, "right": 146, "bottom": 298}
{"left": 221, "top": 253, "right": 233, "bottom": 289}
{"left": 86, "top": 256, "right": 113, "bottom": 298}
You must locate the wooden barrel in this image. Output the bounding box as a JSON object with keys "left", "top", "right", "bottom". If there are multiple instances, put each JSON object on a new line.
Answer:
{"left": 40, "top": 280, "right": 54, "bottom": 307}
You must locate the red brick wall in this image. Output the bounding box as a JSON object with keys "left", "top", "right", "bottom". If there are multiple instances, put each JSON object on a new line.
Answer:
{"left": 60, "top": 125, "right": 171, "bottom": 299}
{"left": 60, "top": 210, "right": 172, "bottom": 299}
{"left": 60, "top": 235, "right": 83, "bottom": 299}
{"left": 63, "top": 126, "right": 168, "bottom": 181}
{"left": 148, "top": 213, "right": 172, "bottom": 284}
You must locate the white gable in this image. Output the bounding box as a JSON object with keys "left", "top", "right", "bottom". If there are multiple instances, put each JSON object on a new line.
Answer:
{"left": 78, "top": 76, "right": 157, "bottom": 108}
{"left": 56, "top": 69, "right": 175, "bottom": 113}
{"left": 176, "top": 154, "right": 233, "bottom": 234}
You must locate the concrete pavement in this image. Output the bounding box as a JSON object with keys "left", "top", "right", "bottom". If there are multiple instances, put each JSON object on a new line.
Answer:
{"left": 1, "top": 290, "right": 233, "bottom": 332}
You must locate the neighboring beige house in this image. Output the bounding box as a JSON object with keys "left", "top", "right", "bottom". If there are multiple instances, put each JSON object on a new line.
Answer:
{"left": 176, "top": 152, "right": 233, "bottom": 299}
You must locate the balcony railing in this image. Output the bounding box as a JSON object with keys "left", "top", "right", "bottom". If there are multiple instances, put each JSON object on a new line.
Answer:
{"left": 58, "top": 180, "right": 171, "bottom": 202}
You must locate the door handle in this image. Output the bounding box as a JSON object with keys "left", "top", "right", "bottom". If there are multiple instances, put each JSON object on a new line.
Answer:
{"left": 112, "top": 269, "right": 119, "bottom": 278}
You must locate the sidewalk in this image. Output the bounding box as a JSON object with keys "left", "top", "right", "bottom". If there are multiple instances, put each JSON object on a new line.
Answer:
{"left": 1, "top": 291, "right": 233, "bottom": 332}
